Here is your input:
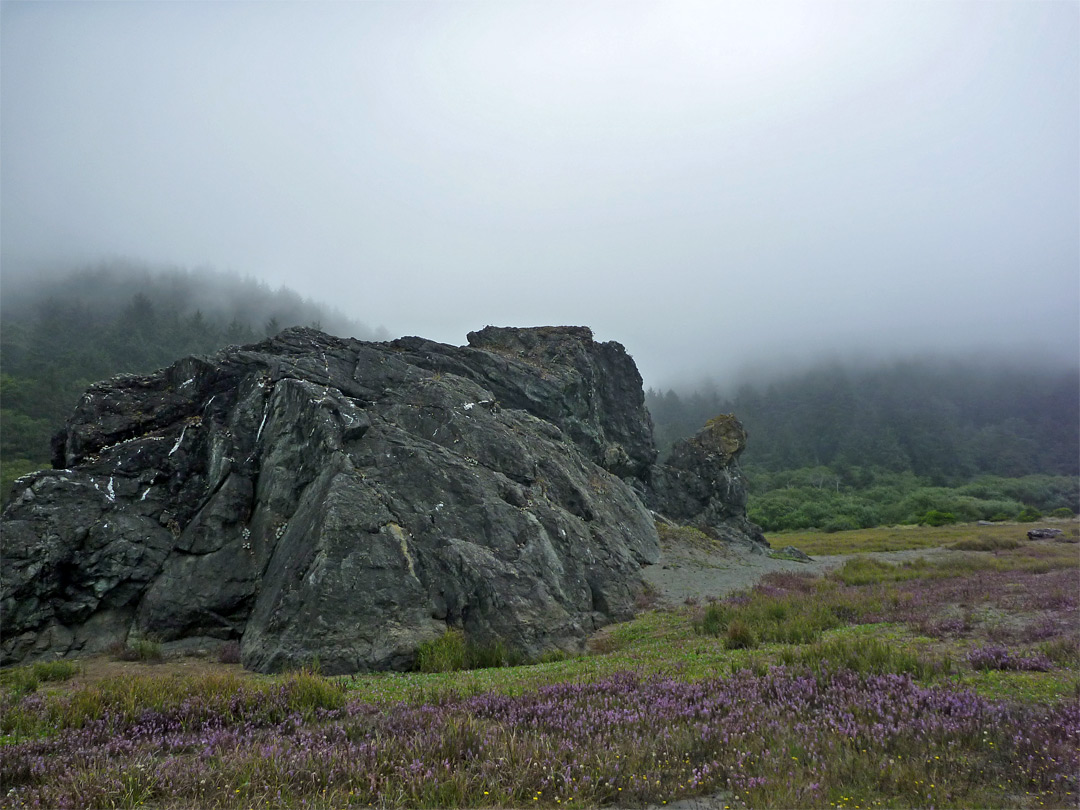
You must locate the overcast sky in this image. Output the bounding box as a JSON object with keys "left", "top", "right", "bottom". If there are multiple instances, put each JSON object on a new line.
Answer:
{"left": 2, "top": 1, "right": 1077, "bottom": 386}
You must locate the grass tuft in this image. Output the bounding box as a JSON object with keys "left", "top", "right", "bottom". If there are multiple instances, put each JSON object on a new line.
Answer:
{"left": 781, "top": 634, "right": 953, "bottom": 680}
{"left": 656, "top": 522, "right": 722, "bottom": 549}
{"left": 950, "top": 534, "right": 1021, "bottom": 551}
{"left": 415, "top": 629, "right": 525, "bottom": 673}
{"left": 108, "top": 637, "right": 164, "bottom": 662}
{"left": 0, "top": 659, "right": 81, "bottom": 697}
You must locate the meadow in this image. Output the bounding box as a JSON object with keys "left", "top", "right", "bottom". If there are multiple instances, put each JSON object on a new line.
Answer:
{"left": 1, "top": 522, "right": 1077, "bottom": 809}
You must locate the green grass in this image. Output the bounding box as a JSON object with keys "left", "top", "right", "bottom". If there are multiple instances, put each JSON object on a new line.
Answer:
{"left": 767, "top": 548, "right": 813, "bottom": 562}
{"left": 334, "top": 539, "right": 1078, "bottom": 711}
{"left": 772, "top": 521, "right": 1074, "bottom": 556}
{"left": 829, "top": 545, "right": 1078, "bottom": 587}
{"left": 349, "top": 537, "right": 1078, "bottom": 707}
{"left": 3, "top": 524, "right": 1076, "bottom": 809}
{"left": 690, "top": 584, "right": 854, "bottom": 647}
{"left": 950, "top": 535, "right": 1021, "bottom": 551}
{"left": 107, "top": 637, "right": 165, "bottom": 662}
{"left": 0, "top": 667, "right": 344, "bottom": 741}
{"left": 415, "top": 628, "right": 528, "bottom": 672}
{"left": 955, "top": 669, "right": 1080, "bottom": 704}
{"left": 656, "top": 521, "right": 726, "bottom": 549}
{"left": 0, "top": 659, "right": 81, "bottom": 696}
{"left": 778, "top": 632, "right": 954, "bottom": 681}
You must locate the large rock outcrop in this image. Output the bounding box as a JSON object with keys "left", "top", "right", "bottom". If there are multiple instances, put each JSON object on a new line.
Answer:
{"left": 648, "top": 414, "right": 767, "bottom": 547}
{"left": 2, "top": 326, "right": 763, "bottom": 673}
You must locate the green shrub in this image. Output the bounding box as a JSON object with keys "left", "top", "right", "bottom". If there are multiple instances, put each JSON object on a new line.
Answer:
{"left": 656, "top": 523, "right": 717, "bottom": 547}
{"left": 415, "top": 629, "right": 521, "bottom": 673}
{"left": 724, "top": 619, "right": 756, "bottom": 650}
{"left": 991, "top": 475, "right": 1080, "bottom": 513}
{"left": 692, "top": 583, "right": 848, "bottom": 647}
{"left": 417, "top": 629, "right": 467, "bottom": 673}
{"left": 823, "top": 516, "right": 858, "bottom": 533}
{"left": 1, "top": 658, "right": 83, "bottom": 695}
{"left": 747, "top": 472, "right": 1078, "bottom": 532}
{"left": 108, "top": 638, "right": 163, "bottom": 662}
{"left": 537, "top": 649, "right": 570, "bottom": 664}
{"left": 693, "top": 603, "right": 727, "bottom": 636}
{"left": 218, "top": 640, "right": 242, "bottom": 664}
{"left": 0, "top": 668, "right": 39, "bottom": 697}
{"left": 1038, "top": 637, "right": 1080, "bottom": 667}
{"left": 282, "top": 668, "right": 346, "bottom": 715}
{"left": 34, "top": 659, "right": 80, "bottom": 681}
{"left": 466, "top": 638, "right": 524, "bottom": 670}
{"left": 921, "top": 509, "right": 957, "bottom": 526}
{"left": 972, "top": 499, "right": 1025, "bottom": 520}
{"left": 1050, "top": 507, "right": 1074, "bottom": 518}
{"left": 130, "top": 638, "right": 164, "bottom": 662}
{"left": 1017, "top": 506, "right": 1042, "bottom": 522}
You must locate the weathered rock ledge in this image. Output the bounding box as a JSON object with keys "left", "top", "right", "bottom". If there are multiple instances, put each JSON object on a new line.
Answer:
{"left": 2, "top": 326, "right": 764, "bottom": 673}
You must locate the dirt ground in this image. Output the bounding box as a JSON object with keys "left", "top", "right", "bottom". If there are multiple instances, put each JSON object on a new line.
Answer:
{"left": 640, "top": 536, "right": 955, "bottom": 607}
{"left": 55, "top": 650, "right": 252, "bottom": 690}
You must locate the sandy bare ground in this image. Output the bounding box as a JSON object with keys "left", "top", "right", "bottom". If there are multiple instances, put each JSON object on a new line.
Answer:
{"left": 640, "top": 536, "right": 955, "bottom": 607}
{"left": 57, "top": 652, "right": 253, "bottom": 690}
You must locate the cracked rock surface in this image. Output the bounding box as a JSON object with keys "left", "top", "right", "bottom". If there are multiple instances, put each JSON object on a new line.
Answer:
{"left": 2, "top": 326, "right": 762, "bottom": 673}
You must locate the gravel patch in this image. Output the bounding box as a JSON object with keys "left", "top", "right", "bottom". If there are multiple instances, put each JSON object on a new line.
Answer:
{"left": 642, "top": 538, "right": 956, "bottom": 606}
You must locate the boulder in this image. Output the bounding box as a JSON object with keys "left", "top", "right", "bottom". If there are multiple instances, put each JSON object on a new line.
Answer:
{"left": 2, "top": 326, "right": 764, "bottom": 673}
{"left": 776, "top": 546, "right": 813, "bottom": 562}
{"left": 647, "top": 414, "right": 767, "bottom": 547}
{"left": 1027, "top": 528, "right": 1064, "bottom": 540}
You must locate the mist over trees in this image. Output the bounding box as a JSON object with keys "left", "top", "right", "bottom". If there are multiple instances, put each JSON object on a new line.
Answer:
{"left": 647, "top": 360, "right": 1079, "bottom": 531}
{"left": 2, "top": 259, "right": 1076, "bottom": 531}
{"left": 0, "top": 261, "right": 390, "bottom": 495}
{"left": 1, "top": 260, "right": 387, "bottom": 342}
{"left": 648, "top": 360, "right": 1078, "bottom": 481}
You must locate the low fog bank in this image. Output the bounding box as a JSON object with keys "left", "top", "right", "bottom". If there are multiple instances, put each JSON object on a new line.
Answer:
{"left": 0, "top": 259, "right": 391, "bottom": 343}
{"left": 4, "top": 3, "right": 1076, "bottom": 397}
{"left": 646, "top": 353, "right": 1079, "bottom": 483}
{"left": 656, "top": 346, "right": 1080, "bottom": 403}
{"left": 4, "top": 257, "right": 1075, "bottom": 400}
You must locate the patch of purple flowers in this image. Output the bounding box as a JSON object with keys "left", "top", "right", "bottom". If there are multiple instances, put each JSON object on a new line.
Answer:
{"left": 967, "top": 644, "right": 1054, "bottom": 672}
{"left": 1, "top": 668, "right": 1076, "bottom": 809}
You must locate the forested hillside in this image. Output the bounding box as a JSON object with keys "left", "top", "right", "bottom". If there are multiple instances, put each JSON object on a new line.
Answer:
{"left": 1, "top": 262, "right": 387, "bottom": 498}
{"left": 4, "top": 263, "right": 1076, "bottom": 531}
{"left": 647, "top": 361, "right": 1079, "bottom": 531}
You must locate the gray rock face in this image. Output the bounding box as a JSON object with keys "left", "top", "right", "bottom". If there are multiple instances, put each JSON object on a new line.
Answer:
{"left": 2, "top": 326, "right": 763, "bottom": 673}
{"left": 648, "top": 414, "right": 767, "bottom": 547}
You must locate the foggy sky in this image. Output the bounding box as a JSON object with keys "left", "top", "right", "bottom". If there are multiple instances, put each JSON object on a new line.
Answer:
{"left": 2, "top": 1, "right": 1077, "bottom": 387}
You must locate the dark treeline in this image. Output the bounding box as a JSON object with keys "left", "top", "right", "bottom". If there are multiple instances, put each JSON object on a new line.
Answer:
{"left": 648, "top": 360, "right": 1079, "bottom": 481}
{"left": 1, "top": 261, "right": 389, "bottom": 497}
{"left": 647, "top": 360, "right": 1079, "bottom": 531}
